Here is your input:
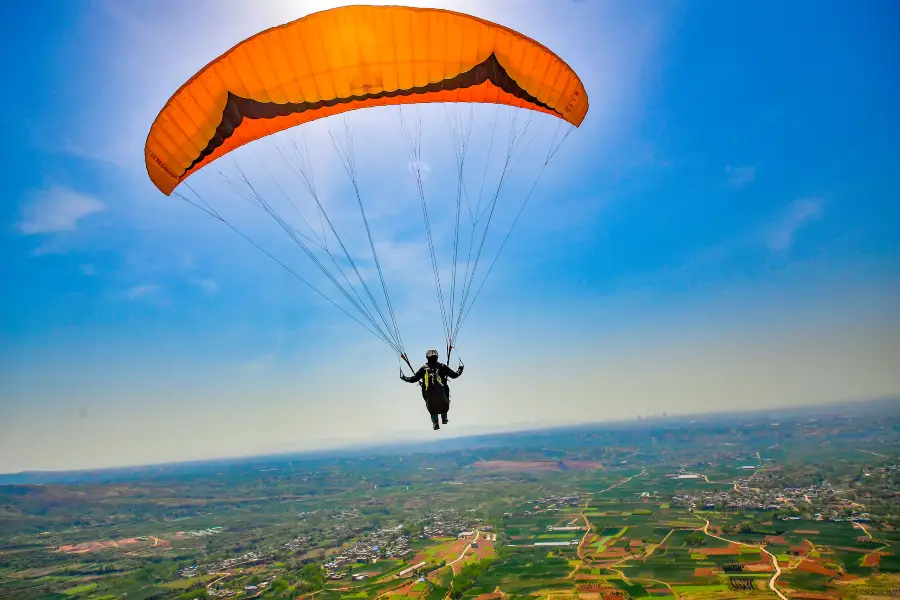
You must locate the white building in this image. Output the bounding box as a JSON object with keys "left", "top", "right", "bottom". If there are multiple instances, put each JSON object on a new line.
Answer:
{"left": 397, "top": 561, "right": 427, "bottom": 578}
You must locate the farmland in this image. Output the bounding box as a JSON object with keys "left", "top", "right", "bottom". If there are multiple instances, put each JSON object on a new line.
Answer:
{"left": 2, "top": 399, "right": 900, "bottom": 600}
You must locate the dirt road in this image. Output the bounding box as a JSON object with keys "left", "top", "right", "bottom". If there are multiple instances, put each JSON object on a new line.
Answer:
{"left": 447, "top": 531, "right": 480, "bottom": 570}
{"left": 699, "top": 518, "right": 787, "bottom": 600}
{"left": 575, "top": 468, "right": 647, "bottom": 563}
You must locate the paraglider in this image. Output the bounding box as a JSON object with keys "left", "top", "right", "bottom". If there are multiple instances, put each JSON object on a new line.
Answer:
{"left": 401, "top": 348, "right": 465, "bottom": 430}
{"left": 143, "top": 5, "right": 588, "bottom": 428}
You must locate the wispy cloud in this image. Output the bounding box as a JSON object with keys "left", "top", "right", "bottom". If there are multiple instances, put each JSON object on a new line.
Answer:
{"left": 764, "top": 197, "right": 823, "bottom": 252}
{"left": 125, "top": 284, "right": 161, "bottom": 300}
{"left": 18, "top": 185, "right": 104, "bottom": 235}
{"left": 685, "top": 197, "right": 825, "bottom": 269}
{"left": 725, "top": 164, "right": 757, "bottom": 188}
{"left": 55, "top": 135, "right": 131, "bottom": 170}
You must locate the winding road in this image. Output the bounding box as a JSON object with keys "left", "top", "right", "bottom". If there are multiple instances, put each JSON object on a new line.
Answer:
{"left": 447, "top": 531, "right": 481, "bottom": 570}
{"left": 699, "top": 518, "right": 787, "bottom": 600}
{"left": 575, "top": 468, "right": 647, "bottom": 564}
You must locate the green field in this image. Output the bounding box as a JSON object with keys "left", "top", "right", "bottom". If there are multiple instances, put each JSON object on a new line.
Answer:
{"left": 158, "top": 576, "right": 214, "bottom": 589}
{"left": 61, "top": 584, "right": 98, "bottom": 596}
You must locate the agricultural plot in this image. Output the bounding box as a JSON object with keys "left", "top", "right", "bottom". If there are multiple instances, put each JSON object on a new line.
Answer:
{"left": 582, "top": 504, "right": 704, "bottom": 568}
{"left": 381, "top": 578, "right": 432, "bottom": 600}
{"left": 566, "top": 483, "right": 815, "bottom": 596}
{"left": 878, "top": 552, "right": 900, "bottom": 573}
{"left": 653, "top": 478, "right": 719, "bottom": 497}
{"left": 412, "top": 538, "right": 469, "bottom": 565}
{"left": 460, "top": 552, "right": 573, "bottom": 597}
{"left": 669, "top": 583, "right": 731, "bottom": 595}
{"left": 618, "top": 550, "right": 699, "bottom": 585}
{"left": 318, "top": 557, "right": 445, "bottom": 600}
{"left": 782, "top": 520, "right": 875, "bottom": 548}
{"left": 577, "top": 472, "right": 643, "bottom": 495}
{"left": 778, "top": 570, "right": 831, "bottom": 593}
{"left": 157, "top": 576, "right": 216, "bottom": 589}
{"left": 502, "top": 514, "right": 583, "bottom": 546}
{"left": 450, "top": 536, "right": 498, "bottom": 572}
{"left": 356, "top": 559, "right": 405, "bottom": 578}
{"left": 61, "top": 584, "right": 98, "bottom": 596}
{"left": 321, "top": 576, "right": 414, "bottom": 600}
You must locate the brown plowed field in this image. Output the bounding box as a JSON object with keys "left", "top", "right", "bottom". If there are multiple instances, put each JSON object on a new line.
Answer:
{"left": 862, "top": 552, "right": 883, "bottom": 567}
{"left": 796, "top": 559, "right": 839, "bottom": 577}
{"left": 473, "top": 539, "right": 495, "bottom": 559}
{"left": 692, "top": 544, "right": 741, "bottom": 556}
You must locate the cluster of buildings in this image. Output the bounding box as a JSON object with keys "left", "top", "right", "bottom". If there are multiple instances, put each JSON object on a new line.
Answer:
{"left": 321, "top": 511, "right": 480, "bottom": 580}
{"left": 177, "top": 550, "right": 268, "bottom": 578}
{"left": 295, "top": 507, "right": 363, "bottom": 521}
{"left": 672, "top": 488, "right": 781, "bottom": 512}
{"left": 413, "top": 509, "right": 478, "bottom": 539}
{"left": 207, "top": 577, "right": 275, "bottom": 597}
{"left": 861, "top": 463, "right": 900, "bottom": 498}
{"left": 325, "top": 523, "right": 413, "bottom": 573}
{"left": 331, "top": 508, "right": 363, "bottom": 520}
{"left": 318, "top": 523, "right": 355, "bottom": 545}
{"left": 672, "top": 477, "right": 878, "bottom": 522}
{"left": 508, "top": 493, "right": 580, "bottom": 517}
{"left": 180, "top": 526, "right": 225, "bottom": 538}
{"left": 174, "top": 506, "right": 485, "bottom": 586}
{"left": 283, "top": 535, "right": 310, "bottom": 552}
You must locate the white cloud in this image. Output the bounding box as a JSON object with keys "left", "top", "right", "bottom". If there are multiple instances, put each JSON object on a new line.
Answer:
{"left": 29, "top": 240, "right": 73, "bottom": 257}
{"left": 725, "top": 164, "right": 757, "bottom": 188}
{"left": 125, "top": 284, "right": 161, "bottom": 300}
{"left": 680, "top": 197, "right": 826, "bottom": 272}
{"left": 18, "top": 186, "right": 104, "bottom": 235}
{"left": 764, "top": 197, "right": 823, "bottom": 252}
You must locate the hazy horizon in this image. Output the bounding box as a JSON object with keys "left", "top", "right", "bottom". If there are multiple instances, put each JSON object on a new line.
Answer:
{"left": 2, "top": 394, "right": 896, "bottom": 476}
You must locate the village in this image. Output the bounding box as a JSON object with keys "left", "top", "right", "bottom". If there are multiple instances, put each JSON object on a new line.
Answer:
{"left": 506, "top": 493, "right": 581, "bottom": 518}
{"left": 323, "top": 509, "right": 481, "bottom": 579}
{"left": 178, "top": 551, "right": 267, "bottom": 579}
{"left": 324, "top": 524, "right": 412, "bottom": 576}
{"left": 671, "top": 477, "right": 878, "bottom": 523}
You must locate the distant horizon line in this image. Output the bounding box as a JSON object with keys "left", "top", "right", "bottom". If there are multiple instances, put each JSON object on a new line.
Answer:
{"left": 3, "top": 395, "right": 896, "bottom": 478}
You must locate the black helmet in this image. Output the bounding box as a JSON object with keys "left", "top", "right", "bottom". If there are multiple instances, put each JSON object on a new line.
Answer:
{"left": 426, "top": 349, "right": 439, "bottom": 361}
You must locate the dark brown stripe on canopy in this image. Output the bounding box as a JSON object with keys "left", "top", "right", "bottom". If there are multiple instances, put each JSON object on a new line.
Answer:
{"left": 183, "top": 53, "right": 560, "bottom": 177}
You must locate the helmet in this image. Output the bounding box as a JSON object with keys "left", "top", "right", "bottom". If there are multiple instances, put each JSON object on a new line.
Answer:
{"left": 426, "top": 349, "right": 439, "bottom": 360}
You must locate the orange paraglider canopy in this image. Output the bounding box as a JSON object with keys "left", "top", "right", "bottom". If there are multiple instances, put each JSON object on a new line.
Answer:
{"left": 144, "top": 4, "right": 588, "bottom": 196}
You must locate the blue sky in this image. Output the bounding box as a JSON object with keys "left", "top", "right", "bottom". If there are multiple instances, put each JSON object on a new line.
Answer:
{"left": 2, "top": 0, "right": 899, "bottom": 472}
